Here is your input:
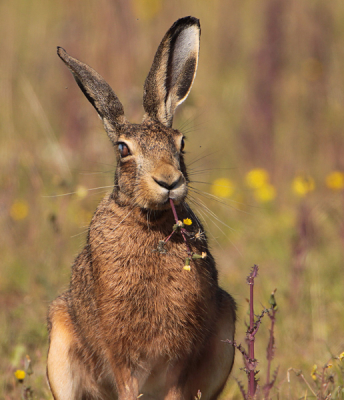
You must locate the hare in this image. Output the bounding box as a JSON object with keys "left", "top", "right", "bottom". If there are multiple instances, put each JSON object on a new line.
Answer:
{"left": 47, "top": 16, "right": 236, "bottom": 400}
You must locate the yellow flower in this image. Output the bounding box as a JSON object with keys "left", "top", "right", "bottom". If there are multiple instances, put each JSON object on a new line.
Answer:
{"left": 211, "top": 178, "right": 235, "bottom": 198}
{"left": 326, "top": 171, "right": 344, "bottom": 190}
{"left": 75, "top": 185, "right": 88, "bottom": 199}
{"left": 326, "top": 363, "right": 333, "bottom": 369}
{"left": 311, "top": 364, "right": 317, "bottom": 381}
{"left": 10, "top": 200, "right": 29, "bottom": 221}
{"left": 338, "top": 351, "right": 344, "bottom": 361}
{"left": 245, "top": 169, "right": 269, "bottom": 189}
{"left": 183, "top": 257, "right": 191, "bottom": 271}
{"left": 14, "top": 369, "right": 26, "bottom": 382}
{"left": 254, "top": 183, "right": 276, "bottom": 203}
{"left": 292, "top": 176, "right": 315, "bottom": 197}
{"left": 183, "top": 218, "right": 192, "bottom": 226}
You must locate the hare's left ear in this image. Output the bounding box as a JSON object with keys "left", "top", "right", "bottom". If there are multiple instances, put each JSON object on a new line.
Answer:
{"left": 143, "top": 16, "right": 200, "bottom": 128}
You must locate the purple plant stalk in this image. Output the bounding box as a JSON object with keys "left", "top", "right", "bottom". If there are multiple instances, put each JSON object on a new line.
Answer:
{"left": 246, "top": 265, "right": 259, "bottom": 398}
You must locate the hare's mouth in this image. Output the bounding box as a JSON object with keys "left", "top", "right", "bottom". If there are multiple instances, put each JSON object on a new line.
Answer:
{"left": 134, "top": 182, "right": 187, "bottom": 211}
{"left": 150, "top": 189, "right": 187, "bottom": 210}
{"left": 133, "top": 174, "right": 187, "bottom": 210}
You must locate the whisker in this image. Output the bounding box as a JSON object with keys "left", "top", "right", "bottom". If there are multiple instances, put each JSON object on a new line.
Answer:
{"left": 188, "top": 186, "right": 255, "bottom": 215}
{"left": 177, "top": 113, "right": 204, "bottom": 134}
{"left": 187, "top": 167, "right": 236, "bottom": 176}
{"left": 187, "top": 196, "right": 223, "bottom": 249}
{"left": 71, "top": 228, "right": 89, "bottom": 239}
{"left": 186, "top": 150, "right": 220, "bottom": 168}
{"left": 187, "top": 195, "right": 243, "bottom": 256}
{"left": 190, "top": 180, "right": 235, "bottom": 186}
{"left": 43, "top": 185, "right": 115, "bottom": 198}
{"left": 78, "top": 170, "right": 114, "bottom": 175}
{"left": 188, "top": 194, "right": 236, "bottom": 233}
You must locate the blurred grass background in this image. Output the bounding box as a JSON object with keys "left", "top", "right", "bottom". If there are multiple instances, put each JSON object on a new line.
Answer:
{"left": 1, "top": 0, "right": 344, "bottom": 398}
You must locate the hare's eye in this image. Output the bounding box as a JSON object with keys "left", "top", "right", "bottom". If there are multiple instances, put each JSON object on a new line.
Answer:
{"left": 118, "top": 143, "right": 130, "bottom": 158}
{"left": 180, "top": 137, "right": 185, "bottom": 153}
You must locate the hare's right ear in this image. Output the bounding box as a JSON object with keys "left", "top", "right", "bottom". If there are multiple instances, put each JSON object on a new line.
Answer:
{"left": 143, "top": 16, "right": 200, "bottom": 128}
{"left": 57, "top": 47, "right": 127, "bottom": 142}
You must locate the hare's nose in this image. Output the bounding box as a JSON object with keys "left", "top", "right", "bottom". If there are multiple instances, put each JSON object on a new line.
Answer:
{"left": 154, "top": 175, "right": 182, "bottom": 191}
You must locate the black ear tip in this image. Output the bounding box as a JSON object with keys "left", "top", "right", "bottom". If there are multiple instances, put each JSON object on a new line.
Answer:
{"left": 187, "top": 16, "right": 200, "bottom": 27}
{"left": 175, "top": 16, "right": 200, "bottom": 29}
{"left": 170, "top": 15, "right": 201, "bottom": 31}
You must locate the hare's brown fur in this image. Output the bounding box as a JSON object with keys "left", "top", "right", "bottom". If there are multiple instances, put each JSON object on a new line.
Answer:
{"left": 48, "top": 17, "right": 236, "bottom": 400}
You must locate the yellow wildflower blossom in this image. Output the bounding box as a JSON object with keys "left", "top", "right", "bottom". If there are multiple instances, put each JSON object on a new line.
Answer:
{"left": 75, "top": 185, "right": 88, "bottom": 199}
{"left": 183, "top": 218, "right": 192, "bottom": 226}
{"left": 326, "top": 171, "right": 344, "bottom": 190}
{"left": 10, "top": 200, "right": 29, "bottom": 221}
{"left": 292, "top": 176, "right": 315, "bottom": 197}
{"left": 254, "top": 183, "right": 276, "bottom": 203}
{"left": 311, "top": 364, "right": 317, "bottom": 381}
{"left": 211, "top": 178, "right": 234, "bottom": 198}
{"left": 14, "top": 369, "right": 26, "bottom": 382}
{"left": 183, "top": 257, "right": 191, "bottom": 271}
{"left": 338, "top": 351, "right": 344, "bottom": 361}
{"left": 245, "top": 169, "right": 269, "bottom": 189}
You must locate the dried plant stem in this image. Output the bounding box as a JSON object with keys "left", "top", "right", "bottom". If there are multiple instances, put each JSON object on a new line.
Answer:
{"left": 266, "top": 310, "right": 276, "bottom": 385}
{"left": 288, "top": 369, "right": 317, "bottom": 397}
{"left": 248, "top": 281, "right": 256, "bottom": 398}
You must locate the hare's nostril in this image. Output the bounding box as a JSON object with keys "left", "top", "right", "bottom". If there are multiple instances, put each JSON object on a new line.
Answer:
{"left": 154, "top": 177, "right": 181, "bottom": 191}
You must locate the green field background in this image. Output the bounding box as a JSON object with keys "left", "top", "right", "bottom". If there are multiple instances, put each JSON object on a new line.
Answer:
{"left": 1, "top": 0, "right": 344, "bottom": 398}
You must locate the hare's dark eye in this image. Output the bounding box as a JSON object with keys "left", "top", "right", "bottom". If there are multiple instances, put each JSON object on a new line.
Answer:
{"left": 180, "top": 137, "right": 185, "bottom": 153}
{"left": 118, "top": 142, "right": 130, "bottom": 158}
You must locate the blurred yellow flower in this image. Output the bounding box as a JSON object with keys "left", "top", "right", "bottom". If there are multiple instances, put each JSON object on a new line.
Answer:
{"left": 75, "top": 185, "right": 88, "bottom": 199}
{"left": 254, "top": 184, "right": 276, "bottom": 203}
{"left": 10, "top": 200, "right": 29, "bottom": 221}
{"left": 326, "top": 363, "right": 333, "bottom": 369}
{"left": 338, "top": 351, "right": 344, "bottom": 361}
{"left": 211, "top": 178, "right": 234, "bottom": 198}
{"left": 311, "top": 364, "right": 317, "bottom": 381}
{"left": 292, "top": 176, "right": 315, "bottom": 197}
{"left": 326, "top": 171, "right": 344, "bottom": 190}
{"left": 183, "top": 218, "right": 192, "bottom": 226}
{"left": 245, "top": 168, "right": 269, "bottom": 189}
{"left": 14, "top": 369, "right": 26, "bottom": 382}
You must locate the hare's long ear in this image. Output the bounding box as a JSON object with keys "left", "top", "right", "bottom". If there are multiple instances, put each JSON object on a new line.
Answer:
{"left": 143, "top": 16, "right": 200, "bottom": 128}
{"left": 57, "top": 47, "right": 126, "bottom": 142}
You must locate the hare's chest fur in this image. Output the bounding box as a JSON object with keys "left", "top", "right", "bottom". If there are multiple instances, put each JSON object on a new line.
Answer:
{"left": 77, "top": 197, "right": 219, "bottom": 360}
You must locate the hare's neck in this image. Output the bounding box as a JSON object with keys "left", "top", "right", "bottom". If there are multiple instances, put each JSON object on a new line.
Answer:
{"left": 100, "top": 193, "right": 181, "bottom": 230}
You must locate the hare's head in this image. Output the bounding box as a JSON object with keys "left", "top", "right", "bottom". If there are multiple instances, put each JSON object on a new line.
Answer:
{"left": 58, "top": 17, "right": 200, "bottom": 211}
